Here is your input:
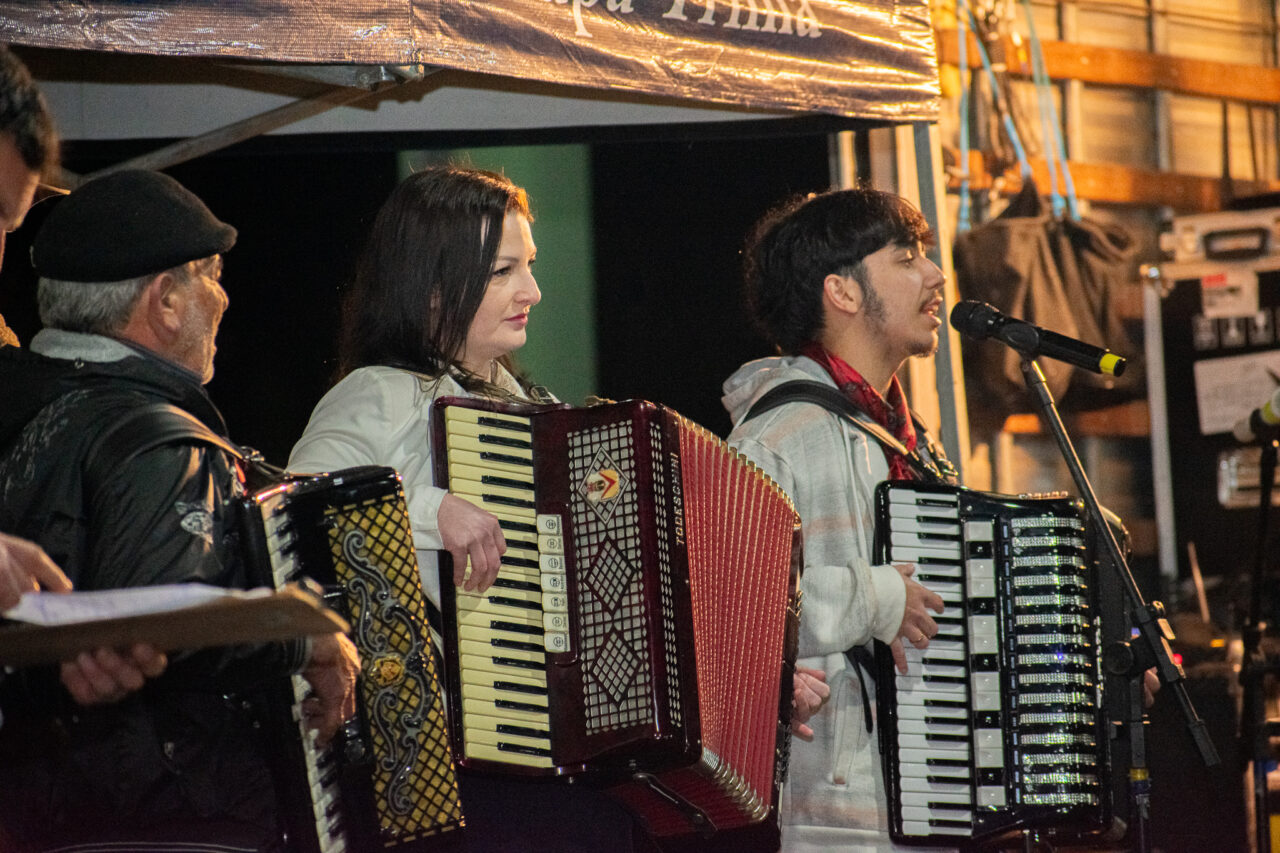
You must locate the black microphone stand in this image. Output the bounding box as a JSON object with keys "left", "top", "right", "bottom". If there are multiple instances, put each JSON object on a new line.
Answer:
{"left": 1018, "top": 358, "right": 1220, "bottom": 853}
{"left": 1237, "top": 413, "right": 1280, "bottom": 853}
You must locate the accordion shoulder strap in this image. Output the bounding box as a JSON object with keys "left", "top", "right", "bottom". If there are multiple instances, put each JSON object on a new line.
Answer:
{"left": 83, "top": 402, "right": 250, "bottom": 498}
{"left": 742, "top": 380, "right": 957, "bottom": 485}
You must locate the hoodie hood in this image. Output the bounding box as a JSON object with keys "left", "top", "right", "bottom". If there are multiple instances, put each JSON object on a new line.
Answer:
{"left": 721, "top": 354, "right": 837, "bottom": 427}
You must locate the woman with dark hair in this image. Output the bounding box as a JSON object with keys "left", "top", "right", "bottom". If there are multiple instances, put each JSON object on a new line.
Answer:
{"left": 289, "top": 166, "right": 647, "bottom": 853}
{"left": 291, "top": 166, "right": 549, "bottom": 611}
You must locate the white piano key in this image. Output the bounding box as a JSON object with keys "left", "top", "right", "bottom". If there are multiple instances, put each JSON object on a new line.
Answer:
{"left": 889, "top": 518, "right": 960, "bottom": 535}
{"left": 902, "top": 806, "right": 974, "bottom": 823}
{"left": 916, "top": 563, "right": 963, "bottom": 579}
{"left": 889, "top": 488, "right": 959, "bottom": 508}
{"left": 895, "top": 680, "right": 969, "bottom": 701}
{"left": 902, "top": 821, "right": 971, "bottom": 837}
{"left": 901, "top": 789, "right": 972, "bottom": 807}
{"left": 889, "top": 543, "right": 963, "bottom": 561}
{"left": 899, "top": 734, "right": 971, "bottom": 751}
{"left": 897, "top": 719, "right": 970, "bottom": 738}
{"left": 895, "top": 703, "right": 967, "bottom": 721}
{"left": 977, "top": 786, "right": 1007, "bottom": 808}
{"left": 899, "top": 745, "right": 972, "bottom": 765}
{"left": 899, "top": 762, "right": 970, "bottom": 780}
{"left": 964, "top": 519, "right": 994, "bottom": 541}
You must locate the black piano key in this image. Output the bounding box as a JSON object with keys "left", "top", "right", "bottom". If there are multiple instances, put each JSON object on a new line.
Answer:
{"left": 928, "top": 802, "right": 973, "bottom": 812}
{"left": 481, "top": 450, "right": 534, "bottom": 467}
{"left": 481, "top": 473, "right": 536, "bottom": 490}
{"left": 476, "top": 416, "right": 532, "bottom": 433}
{"left": 487, "top": 595, "right": 542, "bottom": 612}
{"left": 498, "top": 519, "right": 539, "bottom": 535}
{"left": 922, "top": 675, "right": 967, "bottom": 685}
{"left": 497, "top": 723, "right": 551, "bottom": 739}
{"left": 493, "top": 680, "right": 548, "bottom": 696}
{"left": 925, "top": 733, "right": 969, "bottom": 744}
{"left": 492, "top": 636, "right": 545, "bottom": 653}
{"left": 923, "top": 699, "right": 967, "bottom": 710}
{"left": 494, "top": 577, "right": 541, "bottom": 592}
{"left": 497, "top": 742, "right": 553, "bottom": 758}
{"left": 478, "top": 434, "right": 532, "bottom": 450}
{"left": 929, "top": 818, "right": 972, "bottom": 829}
{"left": 500, "top": 555, "right": 539, "bottom": 570}
{"left": 483, "top": 493, "right": 536, "bottom": 510}
{"left": 495, "top": 697, "right": 548, "bottom": 714}
{"left": 319, "top": 765, "right": 340, "bottom": 788}
{"left": 491, "top": 619, "right": 544, "bottom": 636}
{"left": 492, "top": 655, "right": 544, "bottom": 671}
{"left": 926, "top": 757, "right": 969, "bottom": 768}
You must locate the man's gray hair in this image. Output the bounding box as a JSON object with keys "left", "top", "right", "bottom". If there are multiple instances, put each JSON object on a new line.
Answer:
{"left": 37, "top": 259, "right": 204, "bottom": 335}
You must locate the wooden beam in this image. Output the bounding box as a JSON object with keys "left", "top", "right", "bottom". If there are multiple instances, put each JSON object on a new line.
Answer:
{"left": 938, "top": 29, "right": 1280, "bottom": 105}
{"left": 949, "top": 150, "right": 1280, "bottom": 212}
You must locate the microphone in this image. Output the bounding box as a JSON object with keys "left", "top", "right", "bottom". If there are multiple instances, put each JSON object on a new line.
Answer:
{"left": 949, "top": 300, "right": 1126, "bottom": 377}
{"left": 1232, "top": 387, "right": 1280, "bottom": 443}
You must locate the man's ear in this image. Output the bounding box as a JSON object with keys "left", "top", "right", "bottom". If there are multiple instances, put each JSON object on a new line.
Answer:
{"left": 144, "top": 271, "right": 184, "bottom": 338}
{"left": 823, "top": 272, "right": 863, "bottom": 317}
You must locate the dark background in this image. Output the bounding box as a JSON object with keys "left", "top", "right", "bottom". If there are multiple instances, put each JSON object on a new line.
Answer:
{"left": 0, "top": 127, "right": 834, "bottom": 460}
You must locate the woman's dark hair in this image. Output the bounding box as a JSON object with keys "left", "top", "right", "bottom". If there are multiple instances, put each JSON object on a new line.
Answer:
{"left": 338, "top": 167, "right": 532, "bottom": 388}
{"left": 743, "top": 187, "right": 933, "bottom": 354}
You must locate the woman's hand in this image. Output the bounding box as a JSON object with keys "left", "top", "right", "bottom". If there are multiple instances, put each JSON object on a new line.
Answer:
{"left": 437, "top": 493, "right": 506, "bottom": 592}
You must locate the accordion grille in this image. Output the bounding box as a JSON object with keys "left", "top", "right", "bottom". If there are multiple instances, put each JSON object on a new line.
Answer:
{"left": 325, "top": 493, "right": 464, "bottom": 843}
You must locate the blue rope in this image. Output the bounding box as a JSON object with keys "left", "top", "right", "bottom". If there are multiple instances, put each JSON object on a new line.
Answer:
{"left": 960, "top": 0, "right": 1033, "bottom": 181}
{"left": 1020, "top": 0, "right": 1079, "bottom": 219}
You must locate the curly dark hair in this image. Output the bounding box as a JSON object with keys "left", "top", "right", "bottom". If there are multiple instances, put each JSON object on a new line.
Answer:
{"left": 0, "top": 45, "right": 58, "bottom": 176}
{"left": 743, "top": 187, "right": 933, "bottom": 354}
{"left": 338, "top": 167, "right": 532, "bottom": 392}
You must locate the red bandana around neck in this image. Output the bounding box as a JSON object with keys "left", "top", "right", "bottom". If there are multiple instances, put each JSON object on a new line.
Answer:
{"left": 801, "top": 342, "right": 919, "bottom": 480}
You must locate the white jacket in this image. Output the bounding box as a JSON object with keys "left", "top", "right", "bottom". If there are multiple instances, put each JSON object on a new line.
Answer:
{"left": 723, "top": 355, "right": 954, "bottom": 853}
{"left": 288, "top": 364, "right": 530, "bottom": 611}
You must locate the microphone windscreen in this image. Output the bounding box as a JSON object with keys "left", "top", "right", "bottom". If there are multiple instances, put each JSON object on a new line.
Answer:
{"left": 949, "top": 300, "right": 997, "bottom": 339}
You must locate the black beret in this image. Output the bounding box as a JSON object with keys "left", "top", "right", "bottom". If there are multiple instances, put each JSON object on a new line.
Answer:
{"left": 32, "top": 169, "right": 236, "bottom": 282}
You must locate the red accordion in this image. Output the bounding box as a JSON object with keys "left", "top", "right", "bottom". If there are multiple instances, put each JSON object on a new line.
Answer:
{"left": 432, "top": 396, "right": 802, "bottom": 837}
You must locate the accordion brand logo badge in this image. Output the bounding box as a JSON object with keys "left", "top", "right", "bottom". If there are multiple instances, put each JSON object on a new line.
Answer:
{"left": 578, "top": 449, "right": 630, "bottom": 522}
{"left": 368, "top": 654, "right": 407, "bottom": 688}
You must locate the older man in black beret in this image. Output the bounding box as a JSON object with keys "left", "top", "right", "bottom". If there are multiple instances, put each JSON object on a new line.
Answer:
{"left": 0, "top": 169, "right": 359, "bottom": 851}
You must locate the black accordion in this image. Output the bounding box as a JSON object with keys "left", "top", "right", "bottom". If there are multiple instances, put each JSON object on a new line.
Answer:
{"left": 873, "top": 480, "right": 1122, "bottom": 848}
{"left": 431, "top": 396, "right": 803, "bottom": 837}
{"left": 239, "top": 466, "right": 464, "bottom": 852}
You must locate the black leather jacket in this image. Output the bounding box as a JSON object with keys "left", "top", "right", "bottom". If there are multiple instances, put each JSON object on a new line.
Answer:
{"left": 0, "top": 331, "right": 304, "bottom": 849}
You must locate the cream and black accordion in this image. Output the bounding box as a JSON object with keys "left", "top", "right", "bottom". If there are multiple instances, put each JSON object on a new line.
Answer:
{"left": 239, "top": 466, "right": 464, "bottom": 852}
{"left": 873, "top": 480, "right": 1118, "bottom": 848}
{"left": 431, "top": 396, "right": 803, "bottom": 837}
